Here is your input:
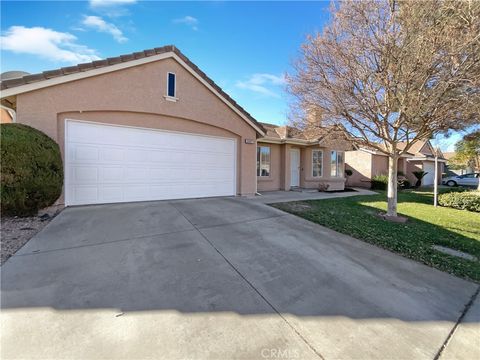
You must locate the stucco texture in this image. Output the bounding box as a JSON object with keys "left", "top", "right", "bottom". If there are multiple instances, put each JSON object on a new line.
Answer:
{"left": 257, "top": 142, "right": 346, "bottom": 192}
{"left": 14, "top": 58, "right": 259, "bottom": 203}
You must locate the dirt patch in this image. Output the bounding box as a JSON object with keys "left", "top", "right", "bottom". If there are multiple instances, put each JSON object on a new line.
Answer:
{"left": 1, "top": 205, "right": 63, "bottom": 265}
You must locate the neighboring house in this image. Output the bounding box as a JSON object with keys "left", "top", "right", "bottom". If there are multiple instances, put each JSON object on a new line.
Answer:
{"left": 443, "top": 152, "right": 474, "bottom": 175}
{"left": 345, "top": 140, "right": 446, "bottom": 187}
{"left": 257, "top": 123, "right": 352, "bottom": 192}
{"left": 0, "top": 45, "right": 350, "bottom": 207}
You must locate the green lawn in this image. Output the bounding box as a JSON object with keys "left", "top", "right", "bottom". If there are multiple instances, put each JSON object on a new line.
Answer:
{"left": 272, "top": 190, "right": 480, "bottom": 282}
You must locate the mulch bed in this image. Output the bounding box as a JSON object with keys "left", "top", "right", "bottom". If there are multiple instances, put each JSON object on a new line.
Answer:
{"left": 0, "top": 205, "right": 63, "bottom": 265}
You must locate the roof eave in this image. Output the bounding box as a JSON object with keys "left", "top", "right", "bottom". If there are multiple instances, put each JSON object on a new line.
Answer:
{"left": 0, "top": 48, "right": 265, "bottom": 136}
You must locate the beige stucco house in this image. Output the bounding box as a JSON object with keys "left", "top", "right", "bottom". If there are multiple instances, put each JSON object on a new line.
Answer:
{"left": 345, "top": 140, "right": 446, "bottom": 188}
{"left": 257, "top": 123, "right": 352, "bottom": 192}
{"left": 0, "top": 45, "right": 350, "bottom": 207}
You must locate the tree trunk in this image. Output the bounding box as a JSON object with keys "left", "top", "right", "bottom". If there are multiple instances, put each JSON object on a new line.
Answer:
{"left": 387, "top": 156, "right": 398, "bottom": 217}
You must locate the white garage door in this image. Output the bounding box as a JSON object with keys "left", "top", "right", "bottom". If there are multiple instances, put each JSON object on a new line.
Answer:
{"left": 65, "top": 120, "right": 236, "bottom": 206}
{"left": 422, "top": 162, "right": 435, "bottom": 186}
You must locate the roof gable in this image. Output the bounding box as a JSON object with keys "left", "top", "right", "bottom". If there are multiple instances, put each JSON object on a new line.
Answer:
{"left": 0, "top": 45, "right": 265, "bottom": 136}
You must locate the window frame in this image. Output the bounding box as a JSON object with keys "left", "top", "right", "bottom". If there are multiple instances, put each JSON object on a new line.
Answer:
{"left": 311, "top": 149, "right": 323, "bottom": 178}
{"left": 330, "top": 150, "right": 345, "bottom": 177}
{"left": 257, "top": 146, "right": 271, "bottom": 177}
{"left": 167, "top": 72, "right": 176, "bottom": 98}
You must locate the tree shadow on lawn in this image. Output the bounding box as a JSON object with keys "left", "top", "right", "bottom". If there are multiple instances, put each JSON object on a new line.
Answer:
{"left": 273, "top": 192, "right": 480, "bottom": 283}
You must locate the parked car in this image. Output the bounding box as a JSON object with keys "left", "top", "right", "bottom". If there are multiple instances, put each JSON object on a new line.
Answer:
{"left": 442, "top": 173, "right": 479, "bottom": 187}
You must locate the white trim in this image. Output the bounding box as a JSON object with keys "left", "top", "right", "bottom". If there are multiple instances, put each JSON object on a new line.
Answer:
{"left": 407, "top": 157, "right": 447, "bottom": 163}
{"left": 167, "top": 72, "right": 176, "bottom": 98}
{"left": 163, "top": 95, "right": 178, "bottom": 102}
{"left": 257, "top": 145, "right": 271, "bottom": 178}
{"left": 1, "top": 53, "right": 172, "bottom": 97}
{"left": 358, "top": 147, "right": 410, "bottom": 158}
{"left": 1, "top": 51, "right": 265, "bottom": 136}
{"left": 258, "top": 137, "right": 312, "bottom": 145}
{"left": 312, "top": 149, "right": 323, "bottom": 178}
{"left": 330, "top": 150, "right": 345, "bottom": 178}
{"left": 64, "top": 118, "right": 238, "bottom": 206}
{"left": 289, "top": 148, "right": 301, "bottom": 187}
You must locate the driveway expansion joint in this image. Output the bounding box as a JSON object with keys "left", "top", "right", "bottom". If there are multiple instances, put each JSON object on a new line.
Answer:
{"left": 435, "top": 285, "right": 480, "bottom": 360}
{"left": 170, "top": 202, "right": 325, "bottom": 360}
{"left": 11, "top": 227, "right": 196, "bottom": 257}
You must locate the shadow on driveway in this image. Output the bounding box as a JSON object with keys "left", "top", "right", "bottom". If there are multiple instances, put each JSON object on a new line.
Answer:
{"left": 1, "top": 197, "right": 479, "bottom": 359}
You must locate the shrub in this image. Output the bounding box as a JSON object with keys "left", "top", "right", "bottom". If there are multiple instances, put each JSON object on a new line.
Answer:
{"left": 413, "top": 171, "right": 428, "bottom": 187}
{"left": 371, "top": 174, "right": 388, "bottom": 190}
{"left": 372, "top": 174, "right": 411, "bottom": 190}
{"left": 1, "top": 124, "right": 63, "bottom": 216}
{"left": 438, "top": 191, "right": 480, "bottom": 212}
{"left": 399, "top": 178, "right": 411, "bottom": 189}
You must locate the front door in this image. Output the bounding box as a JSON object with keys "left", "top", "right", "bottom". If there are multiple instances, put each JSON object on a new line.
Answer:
{"left": 290, "top": 149, "right": 300, "bottom": 187}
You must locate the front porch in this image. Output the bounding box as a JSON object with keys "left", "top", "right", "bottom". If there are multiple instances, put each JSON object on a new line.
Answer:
{"left": 256, "top": 143, "right": 348, "bottom": 193}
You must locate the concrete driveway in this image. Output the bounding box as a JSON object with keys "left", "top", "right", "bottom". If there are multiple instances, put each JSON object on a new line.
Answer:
{"left": 1, "top": 196, "right": 479, "bottom": 360}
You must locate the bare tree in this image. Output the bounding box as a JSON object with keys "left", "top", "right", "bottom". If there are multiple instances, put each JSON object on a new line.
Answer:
{"left": 288, "top": 0, "right": 480, "bottom": 217}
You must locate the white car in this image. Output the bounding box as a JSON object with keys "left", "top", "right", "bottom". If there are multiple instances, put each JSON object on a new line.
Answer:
{"left": 443, "top": 173, "right": 479, "bottom": 187}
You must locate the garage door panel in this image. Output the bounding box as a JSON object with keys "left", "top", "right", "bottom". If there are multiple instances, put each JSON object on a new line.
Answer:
{"left": 74, "top": 186, "right": 98, "bottom": 203}
{"left": 100, "top": 186, "right": 124, "bottom": 201}
{"left": 74, "top": 166, "right": 98, "bottom": 182}
{"left": 66, "top": 121, "right": 236, "bottom": 205}
{"left": 101, "top": 147, "right": 125, "bottom": 162}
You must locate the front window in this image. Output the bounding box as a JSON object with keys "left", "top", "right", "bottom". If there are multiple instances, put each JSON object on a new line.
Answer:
{"left": 257, "top": 146, "right": 271, "bottom": 177}
{"left": 312, "top": 150, "right": 323, "bottom": 177}
{"left": 167, "top": 72, "right": 176, "bottom": 97}
{"left": 331, "top": 151, "right": 344, "bottom": 177}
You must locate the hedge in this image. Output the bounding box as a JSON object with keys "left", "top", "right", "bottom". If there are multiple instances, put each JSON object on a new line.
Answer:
{"left": 438, "top": 191, "right": 480, "bottom": 212}
{"left": 371, "top": 174, "right": 388, "bottom": 190}
{"left": 1, "top": 124, "right": 63, "bottom": 216}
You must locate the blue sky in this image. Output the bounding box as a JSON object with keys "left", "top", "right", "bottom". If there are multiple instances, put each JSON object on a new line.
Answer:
{"left": 0, "top": 1, "right": 467, "bottom": 151}
{"left": 1, "top": 0, "right": 331, "bottom": 124}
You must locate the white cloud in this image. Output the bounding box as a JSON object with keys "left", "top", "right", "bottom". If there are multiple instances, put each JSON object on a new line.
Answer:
{"left": 82, "top": 15, "right": 127, "bottom": 43}
{"left": 236, "top": 73, "right": 286, "bottom": 98}
{"left": 89, "top": 0, "right": 137, "bottom": 8}
{"left": 173, "top": 16, "right": 199, "bottom": 31}
{"left": 0, "top": 26, "right": 100, "bottom": 64}
{"left": 89, "top": 0, "right": 137, "bottom": 17}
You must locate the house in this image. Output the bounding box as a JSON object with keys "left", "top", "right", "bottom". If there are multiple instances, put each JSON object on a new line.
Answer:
{"left": 443, "top": 152, "right": 474, "bottom": 175}
{"left": 0, "top": 45, "right": 350, "bottom": 207}
{"left": 257, "top": 123, "right": 352, "bottom": 192}
{"left": 345, "top": 140, "right": 446, "bottom": 187}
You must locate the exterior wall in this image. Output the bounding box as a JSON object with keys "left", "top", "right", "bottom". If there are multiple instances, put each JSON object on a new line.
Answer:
{"left": 15, "top": 57, "right": 258, "bottom": 204}
{"left": 345, "top": 150, "right": 373, "bottom": 188}
{"left": 256, "top": 142, "right": 283, "bottom": 192}
{"left": 419, "top": 142, "right": 434, "bottom": 156}
{"left": 406, "top": 160, "right": 423, "bottom": 185}
{"left": 371, "top": 154, "right": 389, "bottom": 177}
{"left": 301, "top": 147, "right": 345, "bottom": 191}
{"left": 256, "top": 144, "right": 346, "bottom": 192}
